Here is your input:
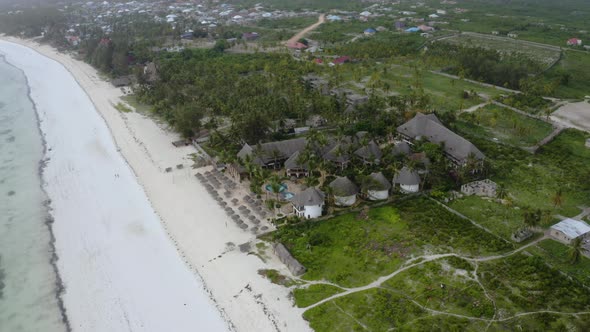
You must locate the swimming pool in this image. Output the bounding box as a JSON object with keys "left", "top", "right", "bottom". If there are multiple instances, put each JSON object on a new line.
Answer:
{"left": 265, "top": 183, "right": 288, "bottom": 193}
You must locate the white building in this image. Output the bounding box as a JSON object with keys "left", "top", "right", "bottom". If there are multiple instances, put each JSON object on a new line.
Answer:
{"left": 550, "top": 219, "right": 590, "bottom": 244}
{"left": 329, "top": 177, "right": 359, "bottom": 207}
{"left": 291, "top": 188, "right": 325, "bottom": 219}
{"left": 364, "top": 172, "right": 391, "bottom": 201}
{"left": 393, "top": 167, "right": 420, "bottom": 193}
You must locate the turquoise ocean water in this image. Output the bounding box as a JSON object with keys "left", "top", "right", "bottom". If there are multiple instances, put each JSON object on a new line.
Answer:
{"left": 0, "top": 55, "right": 66, "bottom": 331}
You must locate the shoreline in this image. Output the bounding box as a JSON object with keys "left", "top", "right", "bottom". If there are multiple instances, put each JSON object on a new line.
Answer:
{"left": 0, "top": 36, "right": 311, "bottom": 331}
{"left": 0, "top": 53, "right": 70, "bottom": 331}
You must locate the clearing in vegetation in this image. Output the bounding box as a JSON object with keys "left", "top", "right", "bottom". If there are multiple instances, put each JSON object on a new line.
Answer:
{"left": 455, "top": 104, "right": 554, "bottom": 148}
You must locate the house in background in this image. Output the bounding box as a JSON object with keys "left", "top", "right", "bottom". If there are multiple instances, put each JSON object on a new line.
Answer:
{"left": 291, "top": 187, "right": 325, "bottom": 219}
{"left": 567, "top": 38, "right": 583, "bottom": 46}
{"left": 329, "top": 177, "right": 359, "bottom": 207}
{"left": 354, "top": 140, "right": 382, "bottom": 165}
{"left": 507, "top": 32, "right": 518, "bottom": 38}
{"left": 550, "top": 219, "right": 590, "bottom": 244}
{"left": 364, "top": 28, "right": 376, "bottom": 36}
{"left": 393, "top": 167, "right": 420, "bottom": 193}
{"left": 242, "top": 32, "right": 259, "bottom": 41}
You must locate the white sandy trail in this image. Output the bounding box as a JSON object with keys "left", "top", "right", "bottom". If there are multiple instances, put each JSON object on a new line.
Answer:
{"left": 0, "top": 37, "right": 312, "bottom": 332}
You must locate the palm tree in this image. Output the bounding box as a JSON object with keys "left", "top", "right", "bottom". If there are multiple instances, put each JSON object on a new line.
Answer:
{"left": 569, "top": 237, "right": 583, "bottom": 265}
{"left": 496, "top": 185, "right": 507, "bottom": 200}
{"left": 523, "top": 208, "right": 541, "bottom": 230}
{"left": 552, "top": 189, "right": 564, "bottom": 208}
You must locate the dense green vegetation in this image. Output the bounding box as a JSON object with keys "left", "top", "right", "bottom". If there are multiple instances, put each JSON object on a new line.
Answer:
{"left": 300, "top": 252, "right": 590, "bottom": 331}
{"left": 293, "top": 284, "right": 344, "bottom": 308}
{"left": 426, "top": 43, "right": 543, "bottom": 90}
{"left": 448, "top": 129, "right": 590, "bottom": 239}
{"left": 274, "top": 198, "right": 512, "bottom": 287}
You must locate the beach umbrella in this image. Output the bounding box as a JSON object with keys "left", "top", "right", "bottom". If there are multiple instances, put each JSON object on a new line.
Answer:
{"left": 261, "top": 226, "right": 268, "bottom": 231}
{"left": 220, "top": 201, "right": 227, "bottom": 207}
{"left": 225, "top": 208, "right": 234, "bottom": 214}
{"left": 248, "top": 215, "right": 256, "bottom": 221}
{"left": 251, "top": 227, "right": 259, "bottom": 233}
{"left": 251, "top": 219, "right": 260, "bottom": 225}
{"left": 231, "top": 215, "right": 240, "bottom": 220}
{"left": 242, "top": 209, "right": 251, "bottom": 215}
{"left": 239, "top": 223, "right": 248, "bottom": 230}
{"left": 231, "top": 198, "right": 239, "bottom": 205}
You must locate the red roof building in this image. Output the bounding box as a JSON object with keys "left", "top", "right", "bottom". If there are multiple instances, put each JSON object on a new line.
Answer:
{"left": 567, "top": 38, "right": 582, "bottom": 46}
{"left": 287, "top": 42, "right": 308, "bottom": 50}
{"left": 331, "top": 56, "right": 351, "bottom": 65}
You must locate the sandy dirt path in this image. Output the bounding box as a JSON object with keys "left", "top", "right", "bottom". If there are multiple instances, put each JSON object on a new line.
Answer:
{"left": 285, "top": 14, "right": 325, "bottom": 46}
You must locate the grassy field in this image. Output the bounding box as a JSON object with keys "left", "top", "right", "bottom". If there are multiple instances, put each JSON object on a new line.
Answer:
{"left": 455, "top": 104, "right": 554, "bottom": 148}
{"left": 293, "top": 284, "right": 344, "bottom": 308}
{"left": 273, "top": 197, "right": 512, "bottom": 288}
{"left": 544, "top": 50, "right": 590, "bottom": 99}
{"left": 384, "top": 257, "right": 495, "bottom": 319}
{"left": 527, "top": 239, "right": 590, "bottom": 286}
{"left": 453, "top": 129, "right": 590, "bottom": 225}
{"left": 300, "top": 252, "right": 590, "bottom": 331}
{"left": 440, "top": 34, "right": 561, "bottom": 67}
{"left": 334, "top": 62, "right": 502, "bottom": 112}
{"left": 449, "top": 195, "right": 526, "bottom": 240}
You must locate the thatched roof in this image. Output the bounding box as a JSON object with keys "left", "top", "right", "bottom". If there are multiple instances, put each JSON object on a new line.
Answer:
{"left": 329, "top": 177, "right": 359, "bottom": 196}
{"left": 237, "top": 138, "right": 306, "bottom": 165}
{"left": 324, "top": 143, "right": 350, "bottom": 163}
{"left": 284, "top": 151, "right": 308, "bottom": 170}
{"left": 354, "top": 140, "right": 382, "bottom": 161}
{"left": 291, "top": 187, "right": 325, "bottom": 206}
{"left": 393, "top": 166, "right": 420, "bottom": 185}
{"left": 364, "top": 172, "right": 392, "bottom": 190}
{"left": 274, "top": 243, "right": 306, "bottom": 276}
{"left": 392, "top": 141, "right": 411, "bottom": 156}
{"left": 397, "top": 113, "right": 484, "bottom": 162}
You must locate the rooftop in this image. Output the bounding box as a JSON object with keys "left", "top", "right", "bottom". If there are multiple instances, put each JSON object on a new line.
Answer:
{"left": 551, "top": 218, "right": 590, "bottom": 239}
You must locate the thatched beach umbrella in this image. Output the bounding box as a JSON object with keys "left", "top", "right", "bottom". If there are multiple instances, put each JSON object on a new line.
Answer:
{"left": 261, "top": 226, "right": 268, "bottom": 231}
{"left": 231, "top": 198, "right": 239, "bottom": 205}
{"left": 238, "top": 205, "right": 247, "bottom": 211}
{"left": 240, "top": 223, "right": 248, "bottom": 230}
{"left": 231, "top": 215, "right": 240, "bottom": 220}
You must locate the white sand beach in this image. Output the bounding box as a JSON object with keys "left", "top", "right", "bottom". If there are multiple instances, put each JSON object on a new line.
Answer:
{"left": 0, "top": 37, "right": 310, "bottom": 332}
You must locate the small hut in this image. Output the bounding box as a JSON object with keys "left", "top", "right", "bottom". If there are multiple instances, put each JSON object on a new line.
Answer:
{"left": 393, "top": 166, "right": 420, "bottom": 193}
{"left": 354, "top": 140, "right": 382, "bottom": 165}
{"left": 364, "top": 172, "right": 391, "bottom": 201}
{"left": 291, "top": 187, "right": 325, "bottom": 219}
{"left": 329, "top": 177, "right": 359, "bottom": 207}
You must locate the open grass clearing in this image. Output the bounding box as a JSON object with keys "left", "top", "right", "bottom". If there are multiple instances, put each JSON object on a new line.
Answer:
{"left": 449, "top": 195, "right": 525, "bottom": 240}
{"left": 527, "top": 239, "right": 590, "bottom": 286}
{"left": 440, "top": 33, "right": 561, "bottom": 67}
{"left": 457, "top": 129, "right": 590, "bottom": 222}
{"left": 273, "top": 197, "right": 513, "bottom": 288}
{"left": 293, "top": 284, "right": 344, "bottom": 308}
{"left": 456, "top": 104, "right": 554, "bottom": 148}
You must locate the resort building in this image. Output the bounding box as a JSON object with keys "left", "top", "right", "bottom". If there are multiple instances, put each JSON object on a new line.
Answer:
{"left": 393, "top": 167, "right": 420, "bottom": 193}
{"left": 354, "top": 140, "right": 382, "bottom": 165}
{"left": 364, "top": 172, "right": 391, "bottom": 201}
{"left": 397, "top": 113, "right": 484, "bottom": 166}
{"left": 291, "top": 187, "right": 325, "bottom": 219}
{"left": 284, "top": 151, "right": 309, "bottom": 178}
{"left": 550, "top": 219, "right": 590, "bottom": 244}
{"left": 329, "top": 177, "right": 359, "bottom": 207}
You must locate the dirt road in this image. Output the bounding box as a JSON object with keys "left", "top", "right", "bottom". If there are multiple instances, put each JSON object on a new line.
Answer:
{"left": 285, "top": 14, "right": 325, "bottom": 46}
